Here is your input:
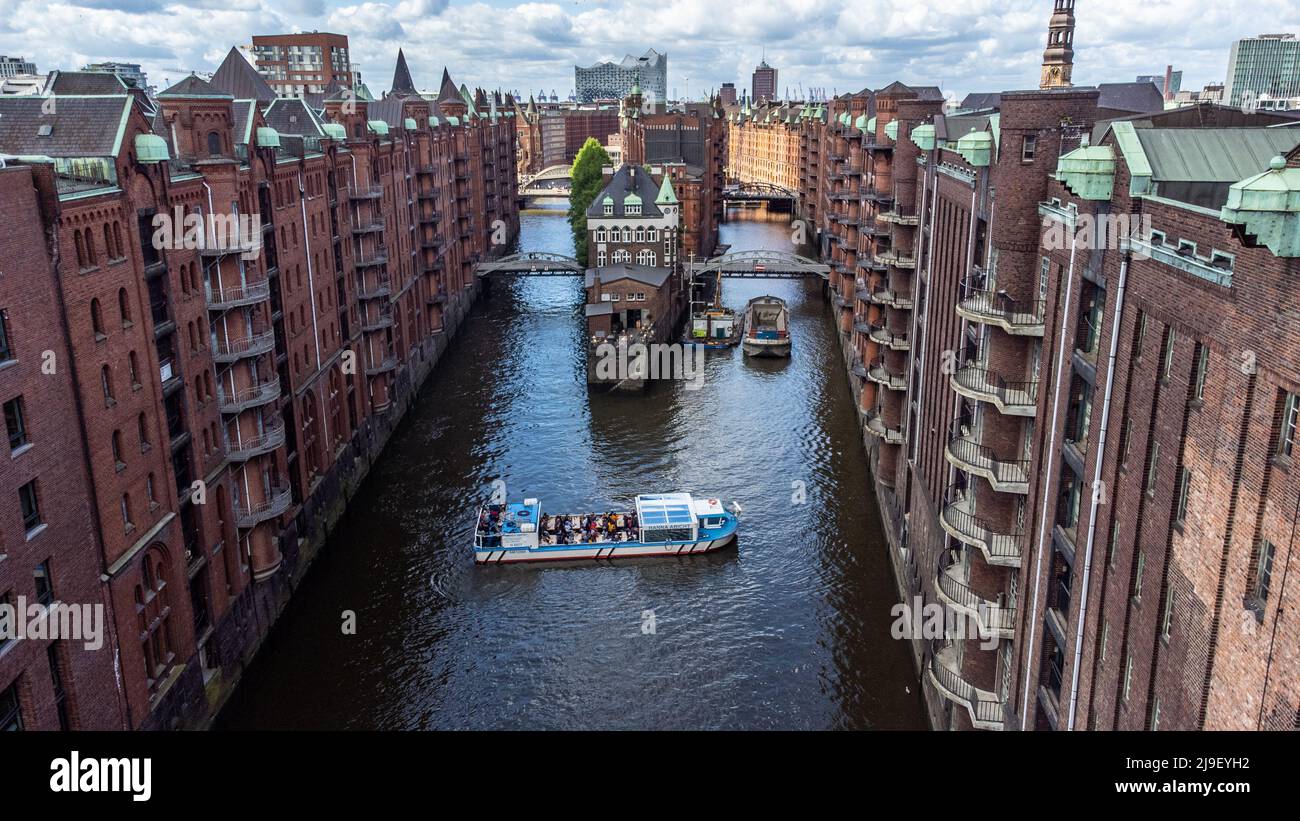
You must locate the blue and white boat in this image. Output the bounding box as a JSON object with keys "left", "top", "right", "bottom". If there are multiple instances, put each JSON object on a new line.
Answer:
{"left": 473, "top": 492, "right": 740, "bottom": 564}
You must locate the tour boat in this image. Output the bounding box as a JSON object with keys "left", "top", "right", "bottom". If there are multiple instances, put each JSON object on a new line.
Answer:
{"left": 684, "top": 269, "right": 742, "bottom": 348}
{"left": 473, "top": 492, "right": 741, "bottom": 564}
{"left": 741, "top": 295, "right": 792, "bottom": 357}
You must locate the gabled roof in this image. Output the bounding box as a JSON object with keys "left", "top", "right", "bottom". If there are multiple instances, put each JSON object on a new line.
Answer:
{"left": 231, "top": 99, "right": 257, "bottom": 146}
{"left": 961, "top": 92, "right": 1001, "bottom": 111}
{"left": 0, "top": 95, "right": 134, "bottom": 157}
{"left": 210, "top": 47, "right": 276, "bottom": 103}
{"left": 585, "top": 264, "right": 672, "bottom": 289}
{"left": 44, "top": 70, "right": 130, "bottom": 96}
{"left": 390, "top": 49, "right": 417, "bottom": 97}
{"left": 586, "top": 165, "right": 665, "bottom": 219}
{"left": 159, "top": 73, "right": 231, "bottom": 100}
{"left": 366, "top": 96, "right": 405, "bottom": 129}
{"left": 263, "top": 98, "right": 325, "bottom": 137}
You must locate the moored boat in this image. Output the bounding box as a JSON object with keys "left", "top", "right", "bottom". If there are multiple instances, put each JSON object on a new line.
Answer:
{"left": 741, "top": 295, "right": 792, "bottom": 357}
{"left": 685, "top": 268, "right": 742, "bottom": 348}
{"left": 473, "top": 492, "right": 740, "bottom": 564}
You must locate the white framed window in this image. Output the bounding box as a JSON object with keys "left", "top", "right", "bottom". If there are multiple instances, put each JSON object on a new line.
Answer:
{"left": 622, "top": 227, "right": 633, "bottom": 242}
{"left": 647, "top": 228, "right": 657, "bottom": 242}
{"left": 596, "top": 228, "right": 607, "bottom": 242}
{"left": 603, "top": 203, "right": 613, "bottom": 216}
{"left": 596, "top": 251, "right": 606, "bottom": 266}
{"left": 635, "top": 227, "right": 645, "bottom": 242}
{"left": 613, "top": 249, "right": 630, "bottom": 264}
{"left": 1279, "top": 392, "right": 1298, "bottom": 458}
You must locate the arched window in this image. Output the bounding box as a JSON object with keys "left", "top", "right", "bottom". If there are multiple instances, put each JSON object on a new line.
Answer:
{"left": 90, "top": 298, "right": 104, "bottom": 337}
{"left": 74, "top": 231, "right": 87, "bottom": 267}
{"left": 635, "top": 227, "right": 645, "bottom": 243}
{"left": 622, "top": 227, "right": 632, "bottom": 243}
{"left": 83, "top": 229, "right": 97, "bottom": 265}
{"left": 647, "top": 228, "right": 657, "bottom": 243}
{"left": 121, "top": 493, "right": 132, "bottom": 529}
{"left": 103, "top": 224, "right": 113, "bottom": 260}
{"left": 101, "top": 365, "right": 114, "bottom": 404}
{"left": 113, "top": 222, "right": 123, "bottom": 258}
{"left": 111, "top": 430, "right": 124, "bottom": 467}
{"left": 138, "top": 412, "right": 150, "bottom": 449}
{"left": 595, "top": 228, "right": 606, "bottom": 243}
{"left": 128, "top": 351, "right": 139, "bottom": 387}
{"left": 118, "top": 288, "right": 131, "bottom": 325}
{"left": 613, "top": 249, "right": 631, "bottom": 264}
{"left": 207, "top": 131, "right": 222, "bottom": 157}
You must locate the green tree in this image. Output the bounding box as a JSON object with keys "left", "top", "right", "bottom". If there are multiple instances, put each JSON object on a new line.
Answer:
{"left": 567, "top": 137, "right": 612, "bottom": 266}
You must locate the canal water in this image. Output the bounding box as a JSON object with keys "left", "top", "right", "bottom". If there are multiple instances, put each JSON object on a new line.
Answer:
{"left": 218, "top": 203, "right": 925, "bottom": 729}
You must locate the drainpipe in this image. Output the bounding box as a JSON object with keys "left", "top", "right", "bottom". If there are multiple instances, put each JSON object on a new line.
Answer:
{"left": 1067, "top": 250, "right": 1128, "bottom": 730}
{"left": 947, "top": 182, "right": 979, "bottom": 492}
{"left": 907, "top": 150, "right": 938, "bottom": 465}
{"left": 1020, "top": 218, "right": 1078, "bottom": 728}
{"left": 299, "top": 170, "right": 329, "bottom": 446}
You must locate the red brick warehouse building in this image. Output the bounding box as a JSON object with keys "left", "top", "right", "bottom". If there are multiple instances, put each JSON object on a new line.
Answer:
{"left": 0, "top": 46, "right": 518, "bottom": 730}
{"left": 723, "top": 0, "right": 1300, "bottom": 730}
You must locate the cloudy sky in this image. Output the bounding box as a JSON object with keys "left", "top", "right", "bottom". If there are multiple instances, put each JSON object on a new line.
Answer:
{"left": 2, "top": 0, "right": 1298, "bottom": 101}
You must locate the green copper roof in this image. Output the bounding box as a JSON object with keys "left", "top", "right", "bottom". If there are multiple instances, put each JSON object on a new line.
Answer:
{"left": 1056, "top": 143, "right": 1116, "bottom": 201}
{"left": 656, "top": 175, "right": 677, "bottom": 204}
{"left": 404, "top": 117, "right": 417, "bottom": 130}
{"left": 1220, "top": 155, "right": 1300, "bottom": 257}
{"left": 910, "top": 123, "right": 935, "bottom": 151}
{"left": 1111, "top": 121, "right": 1153, "bottom": 196}
{"left": 445, "top": 115, "right": 460, "bottom": 126}
{"left": 321, "top": 122, "right": 346, "bottom": 140}
{"left": 134, "top": 133, "right": 169, "bottom": 163}
{"left": 256, "top": 126, "right": 281, "bottom": 148}
{"left": 864, "top": 114, "right": 875, "bottom": 133}
{"left": 624, "top": 191, "right": 642, "bottom": 206}
{"left": 367, "top": 120, "right": 389, "bottom": 136}
{"left": 884, "top": 119, "right": 899, "bottom": 141}
{"left": 956, "top": 129, "right": 993, "bottom": 167}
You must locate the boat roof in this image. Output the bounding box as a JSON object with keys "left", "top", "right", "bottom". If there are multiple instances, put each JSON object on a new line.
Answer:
{"left": 692, "top": 497, "right": 725, "bottom": 516}
{"left": 635, "top": 493, "right": 697, "bottom": 529}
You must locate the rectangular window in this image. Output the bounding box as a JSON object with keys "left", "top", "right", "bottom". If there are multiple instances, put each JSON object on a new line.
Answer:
{"left": 0, "top": 310, "right": 11, "bottom": 362}
{"left": 34, "top": 560, "right": 53, "bottom": 607}
{"left": 1122, "top": 654, "right": 1133, "bottom": 702}
{"left": 1161, "top": 586, "right": 1175, "bottom": 641}
{"left": 1133, "top": 551, "right": 1145, "bottom": 600}
{"left": 1108, "top": 521, "right": 1120, "bottom": 568}
{"left": 48, "top": 642, "right": 70, "bottom": 730}
{"left": 0, "top": 590, "right": 12, "bottom": 653}
{"left": 4, "top": 397, "right": 27, "bottom": 451}
{"left": 1146, "top": 440, "right": 1160, "bottom": 496}
{"left": 1133, "top": 312, "right": 1147, "bottom": 359}
{"left": 1120, "top": 418, "right": 1133, "bottom": 468}
{"left": 1022, "top": 134, "right": 1037, "bottom": 162}
{"left": 1174, "top": 468, "right": 1191, "bottom": 525}
{"left": 1150, "top": 697, "right": 1161, "bottom": 731}
{"left": 1279, "top": 392, "right": 1298, "bottom": 458}
{"left": 1100, "top": 619, "right": 1109, "bottom": 662}
{"left": 1161, "top": 327, "right": 1176, "bottom": 382}
{"left": 0, "top": 681, "right": 21, "bottom": 731}
{"left": 18, "top": 480, "right": 41, "bottom": 533}
{"left": 1246, "top": 540, "right": 1276, "bottom": 620}
{"left": 1192, "top": 343, "right": 1208, "bottom": 402}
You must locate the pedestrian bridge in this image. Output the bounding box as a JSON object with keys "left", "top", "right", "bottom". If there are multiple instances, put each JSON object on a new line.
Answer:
{"left": 723, "top": 182, "right": 798, "bottom": 202}
{"left": 519, "top": 164, "right": 573, "bottom": 197}
{"left": 688, "top": 250, "right": 828, "bottom": 279}
{"left": 475, "top": 252, "right": 584, "bottom": 276}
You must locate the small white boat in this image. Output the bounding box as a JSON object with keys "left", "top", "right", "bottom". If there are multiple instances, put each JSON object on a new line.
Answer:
{"left": 473, "top": 493, "right": 740, "bottom": 564}
{"left": 742, "top": 295, "right": 792, "bottom": 357}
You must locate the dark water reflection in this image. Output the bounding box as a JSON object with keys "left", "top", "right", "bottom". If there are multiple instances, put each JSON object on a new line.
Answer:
{"left": 218, "top": 203, "right": 925, "bottom": 730}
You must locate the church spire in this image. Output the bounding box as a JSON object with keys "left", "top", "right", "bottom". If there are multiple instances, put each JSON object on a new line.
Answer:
{"left": 1039, "top": 0, "right": 1076, "bottom": 89}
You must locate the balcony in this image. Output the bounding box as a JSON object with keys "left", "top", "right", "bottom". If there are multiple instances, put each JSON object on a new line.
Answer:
{"left": 876, "top": 249, "right": 916, "bottom": 269}
{"left": 351, "top": 219, "right": 384, "bottom": 234}
{"left": 426, "top": 287, "right": 448, "bottom": 306}
{"left": 945, "top": 432, "right": 1029, "bottom": 494}
{"left": 867, "top": 357, "right": 906, "bottom": 391}
{"left": 357, "top": 277, "right": 392, "bottom": 300}
{"left": 863, "top": 409, "right": 905, "bottom": 445}
{"left": 365, "top": 354, "right": 397, "bottom": 376}
{"left": 212, "top": 330, "right": 275, "bottom": 363}
{"left": 354, "top": 246, "right": 389, "bottom": 268}
{"left": 348, "top": 184, "right": 383, "bottom": 200}
{"left": 197, "top": 236, "right": 260, "bottom": 258}
{"left": 927, "top": 646, "right": 1006, "bottom": 731}
{"left": 878, "top": 205, "right": 920, "bottom": 226}
{"left": 869, "top": 285, "right": 913, "bottom": 310}
{"left": 935, "top": 559, "right": 1018, "bottom": 638}
{"left": 217, "top": 376, "right": 281, "bottom": 414}
{"left": 205, "top": 280, "right": 270, "bottom": 310}
{"left": 233, "top": 483, "right": 292, "bottom": 528}
{"left": 950, "top": 364, "right": 1038, "bottom": 417}
{"left": 226, "top": 418, "right": 286, "bottom": 461}
{"left": 868, "top": 322, "right": 910, "bottom": 351}
{"left": 939, "top": 493, "right": 1024, "bottom": 567}
{"left": 361, "top": 309, "right": 395, "bottom": 332}
{"left": 956, "top": 278, "right": 1045, "bottom": 336}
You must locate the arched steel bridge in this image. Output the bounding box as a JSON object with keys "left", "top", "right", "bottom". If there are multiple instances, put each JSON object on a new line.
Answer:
{"left": 688, "top": 250, "right": 828, "bottom": 279}
{"left": 475, "top": 251, "right": 584, "bottom": 276}
{"left": 723, "top": 182, "right": 798, "bottom": 202}
{"left": 518, "top": 164, "right": 572, "bottom": 192}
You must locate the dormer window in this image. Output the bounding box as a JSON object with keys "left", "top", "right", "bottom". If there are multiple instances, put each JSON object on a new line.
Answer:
{"left": 626, "top": 203, "right": 641, "bottom": 216}
{"left": 603, "top": 202, "right": 613, "bottom": 215}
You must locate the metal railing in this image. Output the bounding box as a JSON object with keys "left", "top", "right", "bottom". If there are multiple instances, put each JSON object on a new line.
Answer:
{"left": 928, "top": 648, "right": 1005, "bottom": 730}
{"left": 957, "top": 274, "right": 1046, "bottom": 333}
{"left": 205, "top": 280, "right": 271, "bottom": 309}
{"left": 217, "top": 376, "right": 281, "bottom": 413}
{"left": 233, "top": 483, "right": 292, "bottom": 528}
{"left": 951, "top": 363, "right": 1038, "bottom": 413}
{"left": 347, "top": 184, "right": 383, "bottom": 199}
{"left": 354, "top": 245, "right": 389, "bottom": 268}
{"left": 226, "top": 418, "right": 286, "bottom": 461}
{"left": 868, "top": 357, "right": 907, "bottom": 391}
{"left": 939, "top": 490, "right": 1025, "bottom": 565}
{"left": 936, "top": 557, "right": 1017, "bottom": 634}
{"left": 212, "top": 330, "right": 275, "bottom": 362}
{"left": 946, "top": 429, "right": 1030, "bottom": 491}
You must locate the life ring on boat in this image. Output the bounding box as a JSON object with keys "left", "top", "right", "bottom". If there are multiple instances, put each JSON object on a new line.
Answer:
{"left": 517, "top": 509, "right": 531, "bottom": 518}
{"left": 708, "top": 498, "right": 719, "bottom": 506}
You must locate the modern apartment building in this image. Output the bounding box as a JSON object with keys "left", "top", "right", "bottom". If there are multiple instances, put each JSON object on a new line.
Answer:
{"left": 1224, "top": 33, "right": 1300, "bottom": 108}
{"left": 751, "top": 59, "right": 778, "bottom": 103}
{"left": 0, "top": 56, "right": 37, "bottom": 78}
{"left": 250, "top": 32, "right": 355, "bottom": 98}
{"left": 575, "top": 49, "right": 666, "bottom": 104}
{"left": 82, "top": 62, "right": 153, "bottom": 95}
{"left": 0, "top": 45, "right": 518, "bottom": 730}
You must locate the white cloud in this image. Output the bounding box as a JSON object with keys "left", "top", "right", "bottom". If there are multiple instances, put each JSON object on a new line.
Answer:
{"left": 2, "top": 0, "right": 1297, "bottom": 100}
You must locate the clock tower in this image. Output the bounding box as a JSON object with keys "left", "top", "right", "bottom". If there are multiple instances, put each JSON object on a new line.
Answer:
{"left": 1040, "top": 0, "right": 1076, "bottom": 89}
